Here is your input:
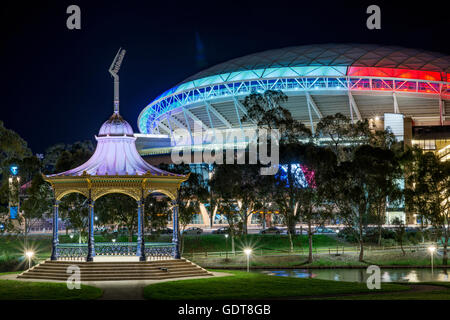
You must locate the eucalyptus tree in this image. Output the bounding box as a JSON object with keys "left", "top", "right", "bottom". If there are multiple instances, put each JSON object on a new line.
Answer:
{"left": 403, "top": 147, "right": 429, "bottom": 240}
{"left": 95, "top": 193, "right": 138, "bottom": 242}
{"left": 54, "top": 140, "right": 94, "bottom": 173}
{"left": 59, "top": 193, "right": 90, "bottom": 241}
{"left": 144, "top": 197, "right": 171, "bottom": 235}
{"left": 369, "top": 148, "right": 404, "bottom": 246}
{"left": 0, "top": 120, "right": 31, "bottom": 175}
{"left": 0, "top": 121, "right": 31, "bottom": 230}
{"left": 243, "top": 90, "right": 311, "bottom": 251}
{"left": 210, "top": 164, "right": 246, "bottom": 253}
{"left": 331, "top": 145, "right": 401, "bottom": 262}
{"left": 159, "top": 163, "right": 209, "bottom": 254}
{"left": 405, "top": 150, "right": 450, "bottom": 265}
{"left": 212, "top": 163, "right": 262, "bottom": 235}
{"left": 51, "top": 140, "right": 96, "bottom": 240}
{"left": 295, "top": 144, "right": 336, "bottom": 262}
{"left": 20, "top": 173, "right": 53, "bottom": 243}
{"left": 392, "top": 217, "right": 406, "bottom": 255}
{"left": 316, "top": 113, "right": 405, "bottom": 256}
{"left": 315, "top": 113, "right": 372, "bottom": 163}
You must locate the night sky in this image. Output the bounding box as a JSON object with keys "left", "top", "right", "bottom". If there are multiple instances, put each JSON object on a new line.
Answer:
{"left": 1, "top": 1, "right": 449, "bottom": 153}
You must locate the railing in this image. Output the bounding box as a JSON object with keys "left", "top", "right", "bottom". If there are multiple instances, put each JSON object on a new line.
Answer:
{"left": 57, "top": 243, "right": 88, "bottom": 261}
{"left": 56, "top": 242, "right": 175, "bottom": 261}
{"left": 144, "top": 243, "right": 175, "bottom": 260}
{"left": 183, "top": 243, "right": 444, "bottom": 259}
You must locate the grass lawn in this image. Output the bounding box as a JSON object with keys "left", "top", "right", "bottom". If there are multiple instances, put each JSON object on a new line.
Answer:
{"left": 318, "top": 282, "right": 450, "bottom": 300}
{"left": 143, "top": 270, "right": 409, "bottom": 300}
{"left": 191, "top": 249, "right": 447, "bottom": 268}
{"left": 181, "top": 234, "right": 342, "bottom": 253}
{"left": 0, "top": 278, "right": 102, "bottom": 300}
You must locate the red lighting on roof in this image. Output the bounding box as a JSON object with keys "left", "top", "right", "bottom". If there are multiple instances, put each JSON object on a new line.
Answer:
{"left": 347, "top": 67, "right": 442, "bottom": 82}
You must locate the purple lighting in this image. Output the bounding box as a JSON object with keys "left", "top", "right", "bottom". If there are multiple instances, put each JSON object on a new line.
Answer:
{"left": 49, "top": 113, "right": 180, "bottom": 177}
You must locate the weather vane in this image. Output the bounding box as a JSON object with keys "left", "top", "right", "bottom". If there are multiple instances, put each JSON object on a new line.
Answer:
{"left": 109, "top": 48, "right": 126, "bottom": 114}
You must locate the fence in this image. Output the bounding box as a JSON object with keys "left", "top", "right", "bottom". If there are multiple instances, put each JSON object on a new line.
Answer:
{"left": 183, "top": 243, "right": 443, "bottom": 259}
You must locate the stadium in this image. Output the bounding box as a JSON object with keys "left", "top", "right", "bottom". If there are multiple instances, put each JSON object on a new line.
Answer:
{"left": 135, "top": 43, "right": 450, "bottom": 227}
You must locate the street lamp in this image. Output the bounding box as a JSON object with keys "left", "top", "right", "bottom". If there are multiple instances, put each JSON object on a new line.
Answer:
{"left": 244, "top": 248, "right": 252, "bottom": 272}
{"left": 25, "top": 251, "right": 34, "bottom": 270}
{"left": 428, "top": 246, "right": 436, "bottom": 274}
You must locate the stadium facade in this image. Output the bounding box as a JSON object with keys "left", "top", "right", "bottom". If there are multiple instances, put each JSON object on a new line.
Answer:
{"left": 135, "top": 44, "right": 450, "bottom": 227}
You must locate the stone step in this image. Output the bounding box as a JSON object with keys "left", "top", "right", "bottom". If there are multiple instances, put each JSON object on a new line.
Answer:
{"left": 25, "top": 266, "right": 202, "bottom": 275}
{"left": 18, "top": 258, "right": 212, "bottom": 281}
{"left": 18, "top": 271, "right": 210, "bottom": 281}
{"left": 36, "top": 262, "right": 187, "bottom": 268}
{"left": 33, "top": 266, "right": 199, "bottom": 272}
{"left": 44, "top": 260, "right": 186, "bottom": 266}
{"left": 20, "top": 269, "right": 209, "bottom": 277}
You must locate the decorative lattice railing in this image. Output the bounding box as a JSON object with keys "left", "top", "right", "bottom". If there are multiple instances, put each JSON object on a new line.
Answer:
{"left": 56, "top": 242, "right": 175, "bottom": 261}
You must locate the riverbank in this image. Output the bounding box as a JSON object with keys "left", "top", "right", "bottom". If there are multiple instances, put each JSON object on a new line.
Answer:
{"left": 190, "top": 250, "right": 448, "bottom": 269}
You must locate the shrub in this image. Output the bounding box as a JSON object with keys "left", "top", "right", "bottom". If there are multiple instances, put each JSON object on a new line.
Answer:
{"left": 337, "top": 227, "right": 358, "bottom": 243}
{"left": 380, "top": 238, "right": 396, "bottom": 247}
{"left": 0, "top": 255, "right": 29, "bottom": 273}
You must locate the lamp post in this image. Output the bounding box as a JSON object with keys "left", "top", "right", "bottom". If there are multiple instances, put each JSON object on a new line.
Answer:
{"left": 428, "top": 246, "right": 436, "bottom": 275}
{"left": 225, "top": 234, "right": 229, "bottom": 260}
{"left": 25, "top": 251, "right": 34, "bottom": 270}
{"left": 244, "top": 248, "right": 252, "bottom": 272}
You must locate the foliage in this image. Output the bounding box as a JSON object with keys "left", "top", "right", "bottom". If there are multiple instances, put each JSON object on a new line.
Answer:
{"left": 317, "top": 113, "right": 403, "bottom": 262}
{"left": 211, "top": 163, "right": 262, "bottom": 235}
{"left": 0, "top": 121, "right": 32, "bottom": 230}
{"left": 144, "top": 197, "right": 171, "bottom": 233}
{"left": 159, "top": 163, "right": 208, "bottom": 253}
{"left": 405, "top": 149, "right": 450, "bottom": 264}
{"left": 20, "top": 174, "right": 53, "bottom": 239}
{"left": 53, "top": 140, "right": 94, "bottom": 173}
{"left": 0, "top": 121, "right": 31, "bottom": 176}
{"left": 242, "top": 90, "right": 312, "bottom": 253}
{"left": 95, "top": 193, "right": 137, "bottom": 242}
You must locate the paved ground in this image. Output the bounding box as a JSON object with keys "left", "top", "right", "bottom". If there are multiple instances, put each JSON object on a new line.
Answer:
{"left": 0, "top": 272, "right": 231, "bottom": 300}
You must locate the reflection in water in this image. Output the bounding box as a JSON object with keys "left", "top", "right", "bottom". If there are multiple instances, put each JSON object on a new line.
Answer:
{"left": 257, "top": 268, "right": 450, "bottom": 283}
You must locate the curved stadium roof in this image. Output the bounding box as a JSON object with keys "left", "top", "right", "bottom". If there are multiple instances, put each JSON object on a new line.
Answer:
{"left": 183, "top": 43, "right": 450, "bottom": 82}
{"left": 138, "top": 43, "right": 450, "bottom": 136}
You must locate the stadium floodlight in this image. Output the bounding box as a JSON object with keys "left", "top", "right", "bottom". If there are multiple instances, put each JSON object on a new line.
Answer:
{"left": 108, "top": 48, "right": 126, "bottom": 114}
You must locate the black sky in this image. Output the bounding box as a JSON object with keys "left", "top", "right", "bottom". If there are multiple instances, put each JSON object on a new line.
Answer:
{"left": 1, "top": 0, "right": 449, "bottom": 153}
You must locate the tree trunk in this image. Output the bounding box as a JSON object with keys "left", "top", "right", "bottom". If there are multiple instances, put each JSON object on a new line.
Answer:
{"left": 231, "top": 235, "right": 235, "bottom": 254}
{"left": 358, "top": 224, "right": 364, "bottom": 262}
{"left": 307, "top": 221, "right": 313, "bottom": 263}
{"left": 128, "top": 230, "right": 133, "bottom": 243}
{"left": 180, "top": 234, "right": 185, "bottom": 255}
{"left": 242, "top": 213, "right": 248, "bottom": 235}
{"left": 400, "top": 236, "right": 405, "bottom": 256}
{"left": 287, "top": 229, "right": 294, "bottom": 253}
{"left": 377, "top": 206, "right": 382, "bottom": 246}
{"left": 443, "top": 234, "right": 448, "bottom": 266}
{"left": 24, "top": 217, "right": 28, "bottom": 249}
{"left": 420, "top": 218, "right": 425, "bottom": 243}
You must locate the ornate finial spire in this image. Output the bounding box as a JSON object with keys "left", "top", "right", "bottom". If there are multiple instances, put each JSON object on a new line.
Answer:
{"left": 108, "top": 48, "right": 126, "bottom": 114}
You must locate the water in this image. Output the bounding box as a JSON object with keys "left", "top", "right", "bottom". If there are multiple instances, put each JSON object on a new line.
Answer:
{"left": 256, "top": 268, "right": 450, "bottom": 283}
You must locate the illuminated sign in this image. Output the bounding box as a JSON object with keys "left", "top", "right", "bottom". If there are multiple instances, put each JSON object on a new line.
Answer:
{"left": 10, "top": 206, "right": 18, "bottom": 219}
{"left": 9, "top": 165, "right": 18, "bottom": 176}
